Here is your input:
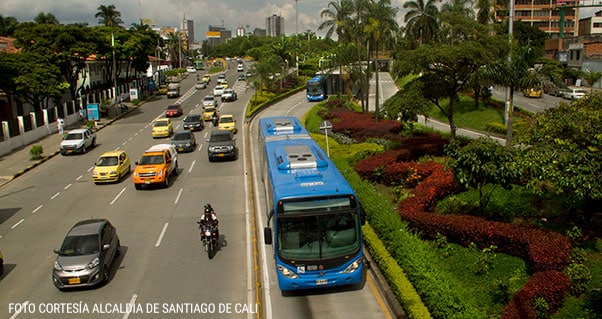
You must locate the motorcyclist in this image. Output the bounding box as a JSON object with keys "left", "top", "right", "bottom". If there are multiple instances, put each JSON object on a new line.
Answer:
{"left": 199, "top": 203, "right": 219, "bottom": 240}
{"left": 212, "top": 111, "right": 219, "bottom": 126}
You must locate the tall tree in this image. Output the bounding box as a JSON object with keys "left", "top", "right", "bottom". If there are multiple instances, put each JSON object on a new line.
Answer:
{"left": 581, "top": 69, "right": 602, "bottom": 93}
{"left": 480, "top": 45, "right": 540, "bottom": 146}
{"left": 165, "top": 31, "right": 184, "bottom": 69}
{"left": 318, "top": 0, "right": 354, "bottom": 42}
{"left": 475, "top": 0, "right": 493, "bottom": 25}
{"left": 517, "top": 92, "right": 602, "bottom": 223}
{"left": 95, "top": 4, "right": 123, "bottom": 27}
{"left": 393, "top": 15, "right": 501, "bottom": 140}
{"left": 403, "top": 0, "right": 441, "bottom": 45}
{"left": 440, "top": 0, "right": 474, "bottom": 18}
{"left": 33, "top": 12, "right": 59, "bottom": 25}
{"left": 364, "top": 0, "right": 398, "bottom": 121}
{"left": 0, "top": 15, "right": 19, "bottom": 36}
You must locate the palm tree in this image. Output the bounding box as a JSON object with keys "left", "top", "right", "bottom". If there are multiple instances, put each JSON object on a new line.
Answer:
{"left": 33, "top": 12, "right": 59, "bottom": 25}
{"left": 95, "top": 4, "right": 123, "bottom": 27}
{"left": 581, "top": 69, "right": 602, "bottom": 94}
{"left": 480, "top": 45, "right": 540, "bottom": 146}
{"left": 0, "top": 15, "right": 19, "bottom": 36}
{"left": 364, "top": 0, "right": 398, "bottom": 120}
{"left": 440, "top": 0, "right": 474, "bottom": 18}
{"left": 475, "top": 0, "right": 494, "bottom": 25}
{"left": 318, "top": 0, "right": 354, "bottom": 42}
{"left": 403, "top": 0, "right": 441, "bottom": 45}
{"left": 166, "top": 32, "right": 184, "bottom": 69}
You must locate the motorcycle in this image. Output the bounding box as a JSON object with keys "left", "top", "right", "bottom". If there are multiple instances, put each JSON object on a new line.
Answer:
{"left": 198, "top": 221, "right": 218, "bottom": 259}
{"left": 212, "top": 115, "right": 219, "bottom": 127}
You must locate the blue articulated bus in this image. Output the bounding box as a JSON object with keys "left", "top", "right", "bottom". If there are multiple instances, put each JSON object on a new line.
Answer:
{"left": 258, "top": 116, "right": 365, "bottom": 291}
{"left": 306, "top": 75, "right": 327, "bottom": 102}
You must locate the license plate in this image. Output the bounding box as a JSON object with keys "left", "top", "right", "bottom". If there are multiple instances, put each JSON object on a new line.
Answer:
{"left": 178, "top": 148, "right": 184, "bottom": 151}
{"left": 316, "top": 279, "right": 328, "bottom": 285}
{"left": 218, "top": 154, "right": 224, "bottom": 157}
{"left": 67, "top": 150, "right": 73, "bottom": 154}
{"left": 145, "top": 181, "right": 151, "bottom": 184}
{"left": 101, "top": 176, "right": 106, "bottom": 179}
{"left": 68, "top": 278, "right": 81, "bottom": 285}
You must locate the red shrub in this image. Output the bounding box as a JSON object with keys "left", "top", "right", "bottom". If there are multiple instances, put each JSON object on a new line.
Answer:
{"left": 502, "top": 271, "right": 570, "bottom": 319}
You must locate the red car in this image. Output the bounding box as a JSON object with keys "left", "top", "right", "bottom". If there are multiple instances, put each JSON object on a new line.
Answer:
{"left": 165, "top": 104, "right": 183, "bottom": 117}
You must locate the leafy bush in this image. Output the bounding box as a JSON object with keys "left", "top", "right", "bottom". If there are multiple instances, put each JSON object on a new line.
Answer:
{"left": 29, "top": 145, "right": 43, "bottom": 160}
{"left": 131, "top": 98, "right": 140, "bottom": 106}
{"left": 565, "top": 263, "right": 591, "bottom": 297}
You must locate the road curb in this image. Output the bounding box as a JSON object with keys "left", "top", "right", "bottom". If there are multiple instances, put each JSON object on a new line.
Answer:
{"left": 364, "top": 247, "right": 407, "bottom": 319}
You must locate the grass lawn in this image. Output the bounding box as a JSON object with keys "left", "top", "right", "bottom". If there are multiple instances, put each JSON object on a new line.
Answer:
{"left": 426, "top": 95, "right": 505, "bottom": 132}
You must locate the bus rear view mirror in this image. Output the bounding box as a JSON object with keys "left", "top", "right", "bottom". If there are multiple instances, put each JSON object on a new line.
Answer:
{"left": 264, "top": 227, "right": 273, "bottom": 245}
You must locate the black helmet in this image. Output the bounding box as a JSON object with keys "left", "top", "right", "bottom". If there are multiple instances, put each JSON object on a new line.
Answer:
{"left": 204, "top": 204, "right": 212, "bottom": 213}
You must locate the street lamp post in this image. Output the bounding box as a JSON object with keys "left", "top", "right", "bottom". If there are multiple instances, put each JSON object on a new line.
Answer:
{"left": 112, "top": 33, "right": 118, "bottom": 114}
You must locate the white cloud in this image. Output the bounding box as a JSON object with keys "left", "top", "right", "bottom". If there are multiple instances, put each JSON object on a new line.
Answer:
{"left": 1, "top": 0, "right": 332, "bottom": 40}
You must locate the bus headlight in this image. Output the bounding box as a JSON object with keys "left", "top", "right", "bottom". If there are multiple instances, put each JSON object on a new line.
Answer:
{"left": 277, "top": 265, "right": 299, "bottom": 279}
{"left": 342, "top": 259, "right": 362, "bottom": 274}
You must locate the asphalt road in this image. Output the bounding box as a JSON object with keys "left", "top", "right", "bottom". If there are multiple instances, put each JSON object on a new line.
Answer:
{"left": 0, "top": 69, "right": 252, "bottom": 319}
{"left": 249, "top": 94, "right": 395, "bottom": 319}
{"left": 0, "top": 67, "right": 395, "bottom": 319}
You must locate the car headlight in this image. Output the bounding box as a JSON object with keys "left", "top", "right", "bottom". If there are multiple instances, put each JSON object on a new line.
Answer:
{"left": 133, "top": 172, "right": 139, "bottom": 177}
{"left": 87, "top": 257, "right": 100, "bottom": 269}
{"left": 92, "top": 172, "right": 98, "bottom": 177}
{"left": 158, "top": 170, "right": 163, "bottom": 177}
{"left": 277, "top": 265, "right": 299, "bottom": 279}
{"left": 110, "top": 170, "right": 117, "bottom": 175}
{"left": 342, "top": 259, "right": 362, "bottom": 274}
{"left": 54, "top": 260, "right": 62, "bottom": 271}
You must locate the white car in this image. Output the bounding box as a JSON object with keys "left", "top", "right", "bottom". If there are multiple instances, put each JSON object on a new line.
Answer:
{"left": 213, "top": 85, "right": 225, "bottom": 96}
{"left": 562, "top": 87, "right": 586, "bottom": 100}
{"left": 202, "top": 95, "right": 217, "bottom": 108}
{"left": 186, "top": 66, "right": 197, "bottom": 73}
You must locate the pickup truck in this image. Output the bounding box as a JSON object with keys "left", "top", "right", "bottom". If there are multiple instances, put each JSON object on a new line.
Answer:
{"left": 132, "top": 144, "right": 178, "bottom": 189}
{"left": 60, "top": 128, "right": 96, "bottom": 155}
{"left": 167, "top": 83, "right": 180, "bottom": 98}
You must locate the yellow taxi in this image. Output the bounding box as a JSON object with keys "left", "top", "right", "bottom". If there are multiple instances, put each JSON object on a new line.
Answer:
{"left": 92, "top": 150, "right": 131, "bottom": 184}
{"left": 201, "top": 75, "right": 211, "bottom": 83}
{"left": 218, "top": 114, "right": 237, "bottom": 134}
{"left": 522, "top": 87, "right": 542, "bottom": 98}
{"left": 203, "top": 106, "right": 217, "bottom": 121}
{"left": 152, "top": 118, "right": 173, "bottom": 138}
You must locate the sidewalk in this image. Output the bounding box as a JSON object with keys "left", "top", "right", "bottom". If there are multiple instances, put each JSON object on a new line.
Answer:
{"left": 0, "top": 105, "right": 135, "bottom": 187}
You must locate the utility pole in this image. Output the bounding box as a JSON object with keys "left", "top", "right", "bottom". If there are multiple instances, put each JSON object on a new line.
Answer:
{"left": 112, "top": 33, "right": 119, "bottom": 111}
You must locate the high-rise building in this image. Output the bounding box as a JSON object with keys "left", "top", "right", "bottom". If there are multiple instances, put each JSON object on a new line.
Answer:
{"left": 206, "top": 25, "right": 231, "bottom": 46}
{"left": 495, "top": 0, "right": 578, "bottom": 38}
{"left": 184, "top": 19, "right": 194, "bottom": 48}
{"left": 266, "top": 14, "right": 284, "bottom": 37}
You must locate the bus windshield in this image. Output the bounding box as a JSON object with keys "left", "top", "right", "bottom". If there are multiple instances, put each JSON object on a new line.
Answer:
{"left": 276, "top": 210, "right": 360, "bottom": 261}
{"left": 306, "top": 82, "right": 324, "bottom": 95}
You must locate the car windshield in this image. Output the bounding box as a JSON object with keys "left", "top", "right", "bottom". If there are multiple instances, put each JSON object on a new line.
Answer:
{"left": 97, "top": 156, "right": 118, "bottom": 166}
{"left": 173, "top": 133, "right": 191, "bottom": 141}
{"left": 210, "top": 133, "right": 231, "bottom": 142}
{"left": 220, "top": 117, "right": 234, "bottom": 124}
{"left": 59, "top": 234, "right": 100, "bottom": 256}
{"left": 64, "top": 133, "right": 83, "bottom": 140}
{"left": 204, "top": 97, "right": 214, "bottom": 101}
{"left": 154, "top": 121, "right": 168, "bottom": 127}
{"left": 205, "top": 107, "right": 216, "bottom": 113}
{"left": 184, "top": 116, "right": 199, "bottom": 123}
{"left": 167, "top": 105, "right": 179, "bottom": 110}
{"left": 139, "top": 155, "right": 164, "bottom": 165}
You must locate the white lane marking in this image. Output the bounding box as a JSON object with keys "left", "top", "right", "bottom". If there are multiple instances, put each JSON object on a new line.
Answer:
{"left": 9, "top": 300, "right": 30, "bottom": 319}
{"left": 134, "top": 132, "right": 139, "bottom": 136}
{"left": 76, "top": 175, "right": 83, "bottom": 181}
{"left": 32, "top": 205, "right": 43, "bottom": 214}
{"left": 122, "top": 141, "right": 127, "bottom": 146}
{"left": 64, "top": 183, "right": 72, "bottom": 190}
{"left": 174, "top": 188, "right": 183, "bottom": 205}
{"left": 50, "top": 192, "right": 60, "bottom": 200}
{"left": 110, "top": 187, "right": 127, "bottom": 205}
{"left": 11, "top": 219, "right": 24, "bottom": 229}
{"left": 122, "top": 294, "right": 138, "bottom": 319}
{"left": 197, "top": 144, "right": 203, "bottom": 152}
{"left": 189, "top": 160, "right": 196, "bottom": 172}
{"left": 87, "top": 166, "right": 94, "bottom": 172}
{"left": 128, "top": 136, "right": 133, "bottom": 141}
{"left": 155, "top": 223, "right": 169, "bottom": 247}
